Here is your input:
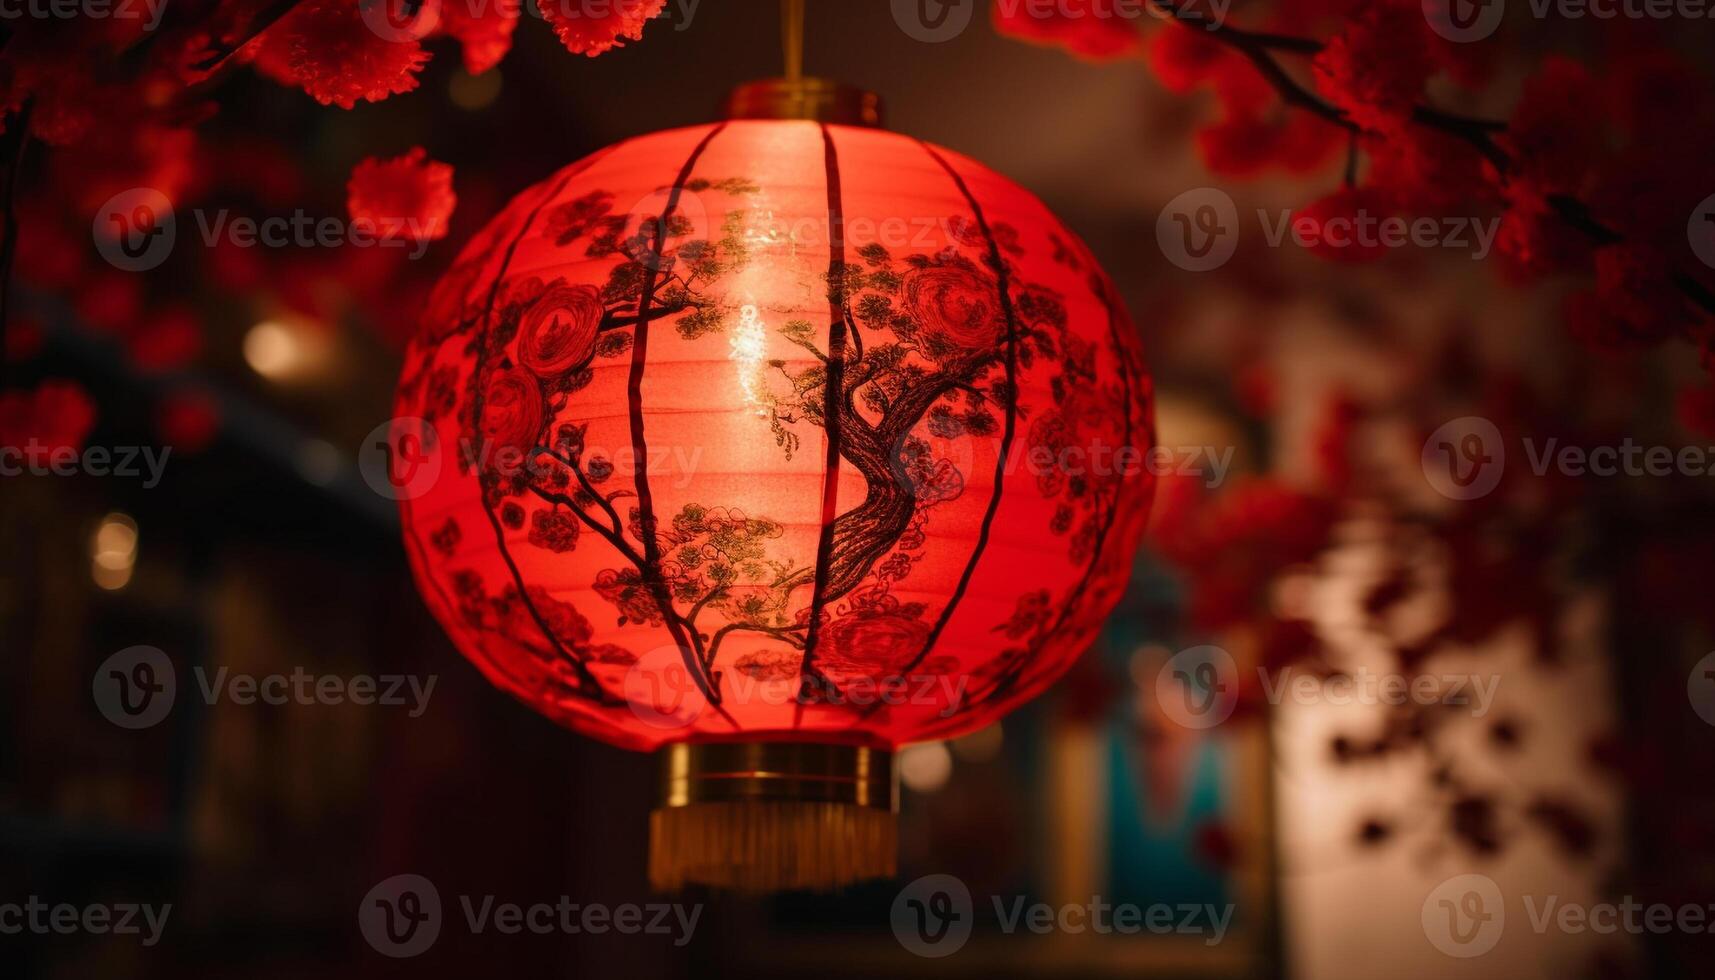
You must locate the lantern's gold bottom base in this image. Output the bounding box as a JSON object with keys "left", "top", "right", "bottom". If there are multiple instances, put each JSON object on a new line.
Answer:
{"left": 649, "top": 800, "right": 897, "bottom": 892}
{"left": 649, "top": 742, "right": 898, "bottom": 892}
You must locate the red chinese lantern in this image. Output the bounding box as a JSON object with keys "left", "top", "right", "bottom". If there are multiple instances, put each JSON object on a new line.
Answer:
{"left": 392, "top": 79, "right": 1156, "bottom": 890}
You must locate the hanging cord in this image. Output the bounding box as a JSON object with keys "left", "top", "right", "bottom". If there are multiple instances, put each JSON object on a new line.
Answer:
{"left": 781, "top": 0, "right": 805, "bottom": 83}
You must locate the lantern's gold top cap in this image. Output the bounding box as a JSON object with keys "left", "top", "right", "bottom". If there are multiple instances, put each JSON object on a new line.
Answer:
{"left": 724, "top": 78, "right": 884, "bottom": 128}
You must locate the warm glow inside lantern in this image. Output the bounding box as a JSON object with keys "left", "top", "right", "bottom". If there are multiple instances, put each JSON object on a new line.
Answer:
{"left": 392, "top": 80, "right": 1156, "bottom": 891}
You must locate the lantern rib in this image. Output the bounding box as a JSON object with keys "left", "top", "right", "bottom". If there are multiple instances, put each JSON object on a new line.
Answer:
{"left": 960, "top": 276, "right": 1142, "bottom": 722}
{"left": 881, "top": 140, "right": 1025, "bottom": 693}
{"left": 467, "top": 158, "right": 626, "bottom": 710}
{"left": 621, "top": 122, "right": 740, "bottom": 724}
{"left": 796, "top": 123, "right": 853, "bottom": 727}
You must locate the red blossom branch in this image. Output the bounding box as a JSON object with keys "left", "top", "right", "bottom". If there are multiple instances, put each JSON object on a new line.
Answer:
{"left": 1145, "top": 0, "right": 1715, "bottom": 321}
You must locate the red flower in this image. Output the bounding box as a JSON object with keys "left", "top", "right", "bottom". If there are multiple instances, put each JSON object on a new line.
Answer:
{"left": 1194, "top": 821, "right": 1239, "bottom": 869}
{"left": 816, "top": 612, "right": 933, "bottom": 683}
{"left": 27, "top": 73, "right": 103, "bottom": 146}
{"left": 1146, "top": 23, "right": 1233, "bottom": 94}
{"left": 1291, "top": 186, "right": 1395, "bottom": 264}
{"left": 155, "top": 389, "right": 221, "bottom": 455}
{"left": 76, "top": 273, "right": 144, "bottom": 337}
{"left": 1678, "top": 384, "right": 1715, "bottom": 440}
{"left": 516, "top": 282, "right": 604, "bottom": 377}
{"left": 347, "top": 147, "right": 457, "bottom": 242}
{"left": 523, "top": 586, "right": 595, "bottom": 650}
{"left": 538, "top": 0, "right": 665, "bottom": 56}
{"left": 479, "top": 366, "right": 546, "bottom": 459}
{"left": 1366, "top": 128, "right": 1497, "bottom": 215}
{"left": 1150, "top": 478, "right": 1336, "bottom": 631}
{"left": 1494, "top": 184, "right": 1590, "bottom": 283}
{"left": 901, "top": 265, "right": 1003, "bottom": 358}
{"left": 0, "top": 380, "right": 97, "bottom": 466}
{"left": 1606, "top": 50, "right": 1712, "bottom": 144}
{"left": 1567, "top": 244, "right": 1694, "bottom": 348}
{"left": 439, "top": 0, "right": 521, "bottom": 74}
{"left": 128, "top": 307, "right": 205, "bottom": 373}
{"left": 1198, "top": 109, "right": 1342, "bottom": 177}
{"left": 1501, "top": 57, "right": 1602, "bottom": 196}
{"left": 249, "top": 0, "right": 432, "bottom": 109}
{"left": 4, "top": 316, "right": 45, "bottom": 365}
{"left": 13, "top": 203, "right": 85, "bottom": 290}
{"left": 527, "top": 507, "right": 582, "bottom": 552}
{"left": 421, "top": 255, "right": 488, "bottom": 341}
{"left": 990, "top": 0, "right": 1143, "bottom": 61}
{"left": 1310, "top": 3, "right": 1433, "bottom": 136}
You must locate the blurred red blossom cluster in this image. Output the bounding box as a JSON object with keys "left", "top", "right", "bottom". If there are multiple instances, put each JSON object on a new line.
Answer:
{"left": 1, "top": 0, "right": 670, "bottom": 456}
{"left": 346, "top": 146, "right": 457, "bottom": 242}
{"left": 995, "top": 0, "right": 1715, "bottom": 436}
{"left": 0, "top": 378, "right": 95, "bottom": 463}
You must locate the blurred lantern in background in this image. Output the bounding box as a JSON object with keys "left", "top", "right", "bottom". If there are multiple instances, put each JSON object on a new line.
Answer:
{"left": 392, "top": 77, "right": 1156, "bottom": 891}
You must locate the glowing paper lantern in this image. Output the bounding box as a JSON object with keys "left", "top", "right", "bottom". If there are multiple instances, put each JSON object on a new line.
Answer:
{"left": 393, "top": 81, "right": 1156, "bottom": 890}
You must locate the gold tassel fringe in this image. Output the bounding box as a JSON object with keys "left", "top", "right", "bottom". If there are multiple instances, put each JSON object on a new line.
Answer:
{"left": 649, "top": 800, "right": 897, "bottom": 893}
